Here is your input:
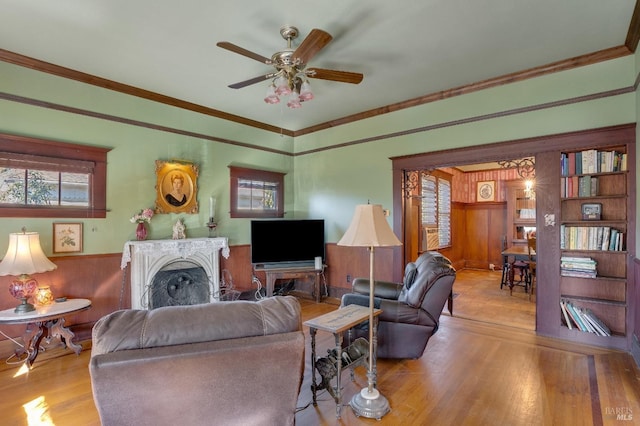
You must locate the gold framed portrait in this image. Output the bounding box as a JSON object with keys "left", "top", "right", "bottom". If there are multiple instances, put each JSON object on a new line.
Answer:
{"left": 155, "top": 160, "right": 199, "bottom": 214}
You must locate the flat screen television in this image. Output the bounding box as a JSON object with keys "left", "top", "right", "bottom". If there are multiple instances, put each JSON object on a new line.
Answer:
{"left": 251, "top": 219, "right": 325, "bottom": 267}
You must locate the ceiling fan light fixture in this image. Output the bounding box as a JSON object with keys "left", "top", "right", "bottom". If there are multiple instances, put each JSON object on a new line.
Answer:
{"left": 218, "top": 25, "right": 363, "bottom": 109}
{"left": 299, "top": 80, "right": 314, "bottom": 101}
{"left": 274, "top": 75, "right": 292, "bottom": 96}
{"left": 286, "top": 91, "right": 302, "bottom": 109}
{"left": 264, "top": 84, "right": 280, "bottom": 104}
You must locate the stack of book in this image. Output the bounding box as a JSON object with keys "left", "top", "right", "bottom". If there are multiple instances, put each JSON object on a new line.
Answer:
{"left": 560, "top": 256, "right": 597, "bottom": 278}
{"left": 560, "top": 299, "right": 611, "bottom": 336}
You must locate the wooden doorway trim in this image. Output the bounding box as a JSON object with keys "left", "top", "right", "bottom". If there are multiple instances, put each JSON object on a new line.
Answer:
{"left": 390, "top": 123, "right": 635, "bottom": 283}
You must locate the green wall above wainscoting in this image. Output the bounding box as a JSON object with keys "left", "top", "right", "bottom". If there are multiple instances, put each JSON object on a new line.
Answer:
{"left": 0, "top": 52, "right": 638, "bottom": 256}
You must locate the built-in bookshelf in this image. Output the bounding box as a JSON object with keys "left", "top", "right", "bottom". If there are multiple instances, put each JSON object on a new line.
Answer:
{"left": 559, "top": 146, "right": 629, "bottom": 343}
{"left": 506, "top": 181, "right": 536, "bottom": 246}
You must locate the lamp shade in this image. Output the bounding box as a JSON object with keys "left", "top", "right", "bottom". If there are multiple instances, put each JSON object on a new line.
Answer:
{"left": 337, "top": 204, "right": 401, "bottom": 248}
{"left": 0, "top": 232, "right": 57, "bottom": 276}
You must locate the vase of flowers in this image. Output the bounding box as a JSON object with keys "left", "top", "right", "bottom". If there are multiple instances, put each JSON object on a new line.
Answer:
{"left": 130, "top": 208, "right": 154, "bottom": 240}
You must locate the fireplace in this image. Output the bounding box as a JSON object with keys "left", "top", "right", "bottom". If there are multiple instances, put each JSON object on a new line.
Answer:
{"left": 121, "top": 237, "right": 230, "bottom": 309}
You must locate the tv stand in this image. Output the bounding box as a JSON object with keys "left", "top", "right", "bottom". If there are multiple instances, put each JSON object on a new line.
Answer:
{"left": 254, "top": 264, "right": 325, "bottom": 302}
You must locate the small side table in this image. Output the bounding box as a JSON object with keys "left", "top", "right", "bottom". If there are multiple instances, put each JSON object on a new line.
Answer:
{"left": 0, "top": 298, "right": 91, "bottom": 367}
{"left": 304, "top": 304, "right": 382, "bottom": 419}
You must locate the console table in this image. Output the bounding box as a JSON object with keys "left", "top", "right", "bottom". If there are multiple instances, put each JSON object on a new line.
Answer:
{"left": 304, "top": 305, "right": 382, "bottom": 419}
{"left": 254, "top": 264, "right": 325, "bottom": 302}
{"left": 0, "top": 298, "right": 91, "bottom": 367}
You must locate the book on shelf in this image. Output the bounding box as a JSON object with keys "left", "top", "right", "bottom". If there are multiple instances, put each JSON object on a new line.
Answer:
{"left": 560, "top": 176, "right": 597, "bottom": 198}
{"left": 581, "top": 309, "right": 611, "bottom": 336}
{"left": 560, "top": 225, "right": 623, "bottom": 251}
{"left": 560, "top": 299, "right": 611, "bottom": 336}
{"left": 560, "top": 299, "right": 573, "bottom": 330}
{"left": 561, "top": 149, "right": 627, "bottom": 177}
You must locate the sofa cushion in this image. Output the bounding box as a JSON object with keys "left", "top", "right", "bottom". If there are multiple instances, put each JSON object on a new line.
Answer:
{"left": 92, "top": 295, "right": 301, "bottom": 356}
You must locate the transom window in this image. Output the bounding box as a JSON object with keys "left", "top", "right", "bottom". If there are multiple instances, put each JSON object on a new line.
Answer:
{"left": 229, "top": 166, "right": 285, "bottom": 218}
{"left": 0, "top": 133, "right": 110, "bottom": 218}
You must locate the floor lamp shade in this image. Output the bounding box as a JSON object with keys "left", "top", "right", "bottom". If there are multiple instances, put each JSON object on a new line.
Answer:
{"left": 337, "top": 204, "right": 400, "bottom": 419}
{"left": 337, "top": 204, "right": 401, "bottom": 248}
{"left": 0, "top": 231, "right": 57, "bottom": 313}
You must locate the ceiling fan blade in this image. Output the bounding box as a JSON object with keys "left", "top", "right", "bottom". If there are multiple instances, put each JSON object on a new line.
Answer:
{"left": 216, "top": 41, "right": 272, "bottom": 64}
{"left": 291, "top": 29, "right": 333, "bottom": 64}
{"left": 228, "top": 74, "right": 275, "bottom": 89}
{"left": 306, "top": 68, "right": 364, "bottom": 84}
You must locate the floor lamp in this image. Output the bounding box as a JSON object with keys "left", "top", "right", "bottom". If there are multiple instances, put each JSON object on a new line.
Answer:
{"left": 337, "top": 203, "right": 401, "bottom": 419}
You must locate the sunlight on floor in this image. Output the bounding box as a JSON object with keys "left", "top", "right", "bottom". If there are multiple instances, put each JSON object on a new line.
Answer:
{"left": 23, "top": 396, "right": 54, "bottom": 425}
{"left": 13, "top": 362, "right": 30, "bottom": 378}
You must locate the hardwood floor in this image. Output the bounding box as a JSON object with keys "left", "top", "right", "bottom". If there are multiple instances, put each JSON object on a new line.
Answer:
{"left": 0, "top": 279, "right": 638, "bottom": 425}
{"left": 449, "top": 268, "right": 536, "bottom": 331}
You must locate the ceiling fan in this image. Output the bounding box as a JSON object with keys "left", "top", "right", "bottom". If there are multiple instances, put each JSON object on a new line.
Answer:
{"left": 217, "top": 25, "right": 363, "bottom": 107}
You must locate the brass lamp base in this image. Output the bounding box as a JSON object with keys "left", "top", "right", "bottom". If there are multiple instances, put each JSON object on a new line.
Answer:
{"left": 349, "top": 387, "right": 390, "bottom": 420}
{"left": 14, "top": 297, "right": 36, "bottom": 313}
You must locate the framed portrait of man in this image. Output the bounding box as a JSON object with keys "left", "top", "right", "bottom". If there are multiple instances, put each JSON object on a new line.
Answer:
{"left": 155, "top": 160, "right": 199, "bottom": 214}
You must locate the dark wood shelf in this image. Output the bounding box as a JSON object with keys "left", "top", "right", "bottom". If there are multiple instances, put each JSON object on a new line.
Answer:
{"left": 556, "top": 144, "right": 632, "bottom": 349}
{"left": 560, "top": 294, "right": 626, "bottom": 307}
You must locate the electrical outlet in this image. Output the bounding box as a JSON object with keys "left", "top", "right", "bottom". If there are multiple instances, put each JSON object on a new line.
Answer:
{"left": 346, "top": 274, "right": 351, "bottom": 283}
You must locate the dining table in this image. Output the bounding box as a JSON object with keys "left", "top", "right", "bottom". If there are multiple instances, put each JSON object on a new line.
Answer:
{"left": 501, "top": 245, "right": 536, "bottom": 294}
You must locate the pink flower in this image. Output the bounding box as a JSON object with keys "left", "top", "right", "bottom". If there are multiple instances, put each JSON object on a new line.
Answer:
{"left": 130, "top": 208, "right": 154, "bottom": 224}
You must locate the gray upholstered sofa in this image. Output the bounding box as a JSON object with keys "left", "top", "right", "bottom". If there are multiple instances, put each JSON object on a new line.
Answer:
{"left": 89, "top": 296, "right": 305, "bottom": 426}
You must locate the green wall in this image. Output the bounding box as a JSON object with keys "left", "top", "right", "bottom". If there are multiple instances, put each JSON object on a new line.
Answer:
{"left": 0, "top": 61, "right": 294, "bottom": 254}
{"left": 294, "top": 55, "right": 637, "bottom": 242}
{"left": 0, "top": 54, "right": 637, "bottom": 255}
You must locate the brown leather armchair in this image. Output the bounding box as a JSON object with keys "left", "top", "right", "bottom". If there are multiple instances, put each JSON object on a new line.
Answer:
{"left": 341, "top": 251, "right": 456, "bottom": 359}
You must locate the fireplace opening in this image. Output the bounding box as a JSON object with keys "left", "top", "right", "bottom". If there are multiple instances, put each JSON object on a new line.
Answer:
{"left": 149, "top": 260, "right": 210, "bottom": 309}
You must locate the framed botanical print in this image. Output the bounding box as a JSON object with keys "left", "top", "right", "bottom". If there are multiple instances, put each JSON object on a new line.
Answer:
{"left": 477, "top": 180, "right": 495, "bottom": 202}
{"left": 155, "top": 160, "right": 199, "bottom": 214}
{"left": 53, "top": 222, "right": 83, "bottom": 253}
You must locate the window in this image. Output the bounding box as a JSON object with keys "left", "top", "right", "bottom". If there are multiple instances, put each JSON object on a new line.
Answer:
{"left": 420, "top": 171, "right": 451, "bottom": 249}
{"left": 229, "top": 166, "right": 285, "bottom": 218}
{"left": 0, "top": 133, "right": 110, "bottom": 218}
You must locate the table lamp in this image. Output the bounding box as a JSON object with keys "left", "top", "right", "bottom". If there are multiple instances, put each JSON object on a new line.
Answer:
{"left": 0, "top": 229, "right": 57, "bottom": 313}
{"left": 337, "top": 203, "right": 401, "bottom": 419}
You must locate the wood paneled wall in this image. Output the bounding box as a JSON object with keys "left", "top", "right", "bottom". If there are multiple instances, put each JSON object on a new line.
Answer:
{"left": 0, "top": 243, "right": 400, "bottom": 343}
{"left": 0, "top": 254, "right": 124, "bottom": 342}
{"left": 462, "top": 202, "right": 507, "bottom": 269}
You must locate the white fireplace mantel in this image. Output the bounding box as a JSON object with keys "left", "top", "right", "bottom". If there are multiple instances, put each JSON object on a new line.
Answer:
{"left": 121, "top": 237, "right": 230, "bottom": 309}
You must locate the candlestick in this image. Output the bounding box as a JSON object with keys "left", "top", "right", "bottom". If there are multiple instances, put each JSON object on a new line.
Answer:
{"left": 209, "top": 197, "right": 215, "bottom": 219}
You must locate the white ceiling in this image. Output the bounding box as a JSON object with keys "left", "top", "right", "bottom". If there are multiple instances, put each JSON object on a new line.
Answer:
{"left": 0, "top": 0, "right": 636, "bottom": 132}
